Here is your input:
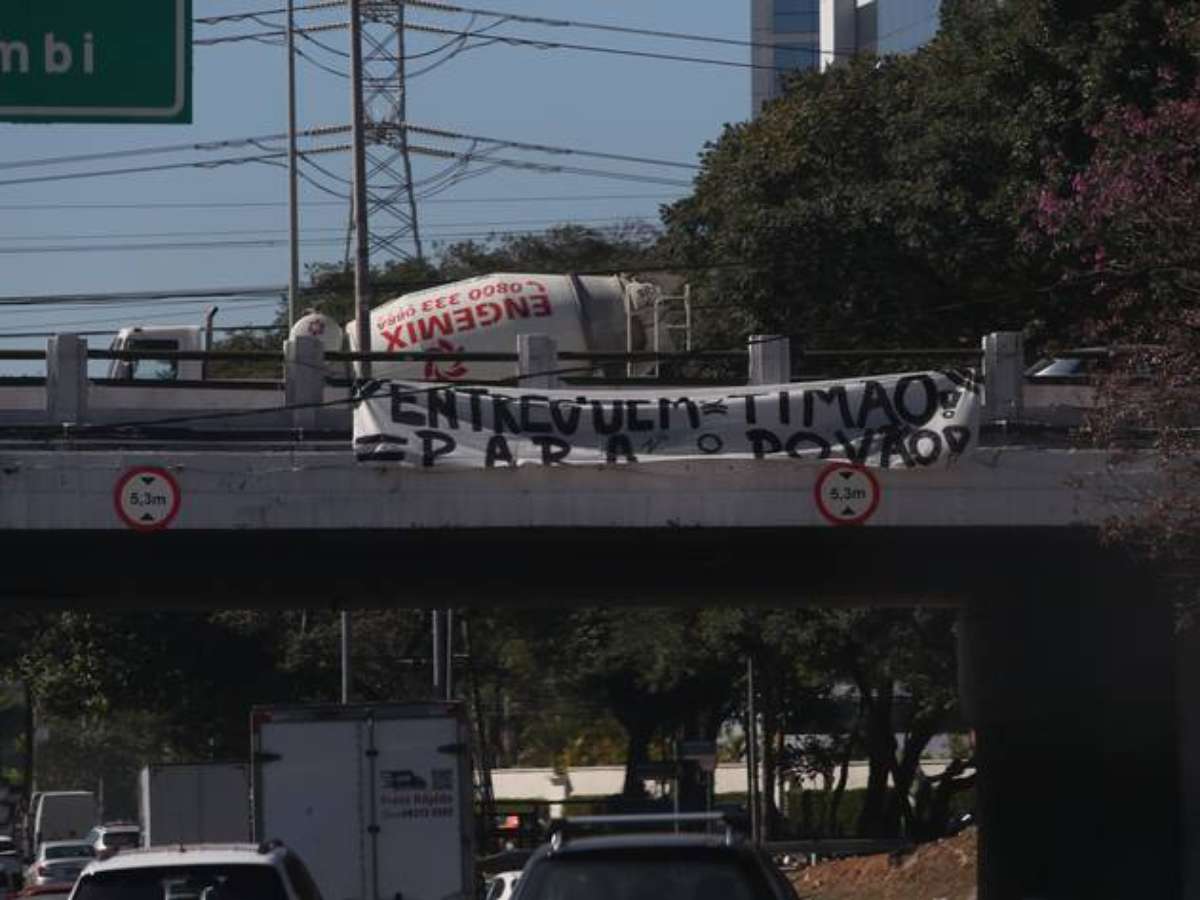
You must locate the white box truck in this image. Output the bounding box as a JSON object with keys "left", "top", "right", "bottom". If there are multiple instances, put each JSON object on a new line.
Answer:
{"left": 252, "top": 703, "right": 474, "bottom": 900}
{"left": 138, "top": 763, "right": 251, "bottom": 846}
{"left": 32, "top": 791, "right": 96, "bottom": 849}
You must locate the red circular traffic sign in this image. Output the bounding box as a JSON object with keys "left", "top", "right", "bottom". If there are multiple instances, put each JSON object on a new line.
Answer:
{"left": 814, "top": 463, "right": 881, "bottom": 526}
{"left": 114, "top": 466, "right": 182, "bottom": 531}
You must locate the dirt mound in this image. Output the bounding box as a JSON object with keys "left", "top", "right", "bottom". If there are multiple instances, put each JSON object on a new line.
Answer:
{"left": 789, "top": 828, "right": 977, "bottom": 900}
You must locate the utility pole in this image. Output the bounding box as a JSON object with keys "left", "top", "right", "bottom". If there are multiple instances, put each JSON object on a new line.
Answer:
{"left": 444, "top": 609, "right": 454, "bottom": 700}
{"left": 285, "top": 0, "right": 300, "bottom": 327}
{"left": 348, "top": 0, "right": 372, "bottom": 379}
{"left": 22, "top": 681, "right": 33, "bottom": 806}
{"left": 341, "top": 611, "right": 352, "bottom": 703}
{"left": 431, "top": 609, "right": 454, "bottom": 700}
{"left": 746, "top": 656, "right": 760, "bottom": 845}
{"left": 432, "top": 609, "right": 443, "bottom": 697}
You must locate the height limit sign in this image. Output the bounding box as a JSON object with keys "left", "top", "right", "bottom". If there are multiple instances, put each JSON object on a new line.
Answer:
{"left": 115, "top": 467, "right": 182, "bottom": 531}
{"left": 814, "top": 463, "right": 880, "bottom": 526}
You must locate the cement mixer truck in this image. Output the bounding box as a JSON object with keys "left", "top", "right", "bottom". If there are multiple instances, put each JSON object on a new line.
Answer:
{"left": 105, "top": 272, "right": 677, "bottom": 383}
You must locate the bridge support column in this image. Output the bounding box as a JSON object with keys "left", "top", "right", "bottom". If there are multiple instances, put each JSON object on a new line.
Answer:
{"left": 1180, "top": 617, "right": 1200, "bottom": 897}
{"left": 959, "top": 565, "right": 1180, "bottom": 899}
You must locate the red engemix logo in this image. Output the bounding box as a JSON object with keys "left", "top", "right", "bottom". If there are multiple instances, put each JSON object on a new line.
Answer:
{"left": 424, "top": 339, "right": 468, "bottom": 380}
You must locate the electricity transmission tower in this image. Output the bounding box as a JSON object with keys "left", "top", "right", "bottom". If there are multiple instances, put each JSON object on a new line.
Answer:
{"left": 357, "top": 1, "right": 424, "bottom": 263}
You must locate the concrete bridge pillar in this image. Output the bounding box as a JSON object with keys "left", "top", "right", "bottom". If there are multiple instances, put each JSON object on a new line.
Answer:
{"left": 1179, "top": 616, "right": 1200, "bottom": 897}
{"left": 959, "top": 561, "right": 1180, "bottom": 899}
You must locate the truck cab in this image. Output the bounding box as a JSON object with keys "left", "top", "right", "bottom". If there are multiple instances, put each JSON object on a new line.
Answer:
{"left": 105, "top": 307, "right": 216, "bottom": 382}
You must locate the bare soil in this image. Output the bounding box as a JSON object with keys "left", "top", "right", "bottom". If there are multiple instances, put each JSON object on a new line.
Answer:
{"left": 788, "top": 828, "right": 977, "bottom": 900}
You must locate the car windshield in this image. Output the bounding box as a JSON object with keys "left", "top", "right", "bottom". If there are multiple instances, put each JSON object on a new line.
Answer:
{"left": 518, "top": 849, "right": 774, "bottom": 900}
{"left": 73, "top": 866, "right": 288, "bottom": 900}
{"left": 45, "top": 846, "right": 93, "bottom": 860}
{"left": 104, "top": 833, "right": 141, "bottom": 849}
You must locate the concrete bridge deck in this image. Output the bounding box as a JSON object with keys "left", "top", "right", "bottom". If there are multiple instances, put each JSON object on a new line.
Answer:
{"left": 0, "top": 330, "right": 1189, "bottom": 899}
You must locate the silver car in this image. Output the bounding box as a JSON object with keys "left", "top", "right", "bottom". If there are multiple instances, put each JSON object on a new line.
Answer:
{"left": 25, "top": 842, "right": 93, "bottom": 889}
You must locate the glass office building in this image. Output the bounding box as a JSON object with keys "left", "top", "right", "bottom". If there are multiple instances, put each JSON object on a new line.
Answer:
{"left": 751, "top": 0, "right": 821, "bottom": 113}
{"left": 752, "top": 0, "right": 942, "bottom": 112}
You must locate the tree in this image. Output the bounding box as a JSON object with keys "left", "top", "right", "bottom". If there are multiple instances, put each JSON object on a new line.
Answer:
{"left": 1029, "top": 59, "right": 1200, "bottom": 610}
{"left": 553, "top": 608, "right": 740, "bottom": 801}
{"left": 789, "top": 608, "right": 965, "bottom": 839}
{"left": 437, "top": 223, "right": 661, "bottom": 281}
{"left": 662, "top": 0, "right": 1200, "bottom": 357}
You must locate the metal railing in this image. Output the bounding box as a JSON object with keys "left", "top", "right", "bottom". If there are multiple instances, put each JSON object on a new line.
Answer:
{"left": 0, "top": 331, "right": 1034, "bottom": 434}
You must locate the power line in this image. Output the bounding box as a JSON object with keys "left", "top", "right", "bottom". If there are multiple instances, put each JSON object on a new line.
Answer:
{"left": 387, "top": 123, "right": 699, "bottom": 171}
{"left": 397, "top": 22, "right": 806, "bottom": 72}
{"left": 0, "top": 151, "right": 293, "bottom": 189}
{"left": 0, "top": 128, "right": 341, "bottom": 172}
{"left": 196, "top": 21, "right": 813, "bottom": 72}
{"left": 194, "top": 0, "right": 827, "bottom": 57}
{"left": 0, "top": 306, "right": 283, "bottom": 336}
{"left": 1, "top": 216, "right": 655, "bottom": 244}
{"left": 0, "top": 194, "right": 680, "bottom": 211}
{"left": 0, "top": 325, "right": 282, "bottom": 339}
{"left": 0, "top": 224, "right": 664, "bottom": 257}
{"left": 402, "top": 143, "right": 693, "bottom": 187}
{"left": 0, "top": 122, "right": 694, "bottom": 176}
{"left": 0, "top": 291, "right": 287, "bottom": 308}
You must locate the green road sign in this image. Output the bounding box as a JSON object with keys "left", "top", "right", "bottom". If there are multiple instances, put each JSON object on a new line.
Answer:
{"left": 0, "top": 0, "right": 191, "bottom": 123}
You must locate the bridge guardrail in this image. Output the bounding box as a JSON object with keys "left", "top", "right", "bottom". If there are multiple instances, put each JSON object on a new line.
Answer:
{"left": 0, "top": 331, "right": 1052, "bottom": 434}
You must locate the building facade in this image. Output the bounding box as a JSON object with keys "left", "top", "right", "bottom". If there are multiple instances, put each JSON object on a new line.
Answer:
{"left": 751, "top": 0, "right": 943, "bottom": 112}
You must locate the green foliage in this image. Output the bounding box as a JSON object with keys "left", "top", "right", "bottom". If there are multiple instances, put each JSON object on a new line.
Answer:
{"left": 34, "top": 711, "right": 173, "bottom": 820}
{"left": 663, "top": 0, "right": 1200, "bottom": 355}
{"left": 437, "top": 223, "right": 661, "bottom": 281}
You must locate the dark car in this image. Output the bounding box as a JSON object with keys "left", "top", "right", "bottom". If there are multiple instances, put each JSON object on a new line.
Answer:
{"left": 512, "top": 815, "right": 797, "bottom": 900}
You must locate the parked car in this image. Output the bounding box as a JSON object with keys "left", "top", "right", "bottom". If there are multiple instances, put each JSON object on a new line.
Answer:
{"left": 67, "top": 843, "right": 323, "bottom": 900}
{"left": 1, "top": 866, "right": 22, "bottom": 900}
{"left": 82, "top": 826, "right": 140, "bottom": 861}
{"left": 24, "top": 843, "right": 92, "bottom": 889}
{"left": 1025, "top": 347, "right": 1158, "bottom": 382}
{"left": 512, "top": 814, "right": 798, "bottom": 900}
{"left": 0, "top": 837, "right": 23, "bottom": 900}
{"left": 0, "top": 836, "right": 21, "bottom": 875}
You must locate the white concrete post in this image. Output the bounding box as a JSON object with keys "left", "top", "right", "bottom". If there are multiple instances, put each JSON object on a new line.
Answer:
{"left": 748, "top": 335, "right": 790, "bottom": 386}
{"left": 46, "top": 334, "right": 88, "bottom": 425}
{"left": 518, "top": 334, "right": 560, "bottom": 389}
{"left": 982, "top": 331, "right": 1025, "bottom": 421}
{"left": 285, "top": 336, "right": 325, "bottom": 430}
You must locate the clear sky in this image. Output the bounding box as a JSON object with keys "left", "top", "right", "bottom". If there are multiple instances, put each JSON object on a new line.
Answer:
{"left": 0, "top": 1, "right": 752, "bottom": 354}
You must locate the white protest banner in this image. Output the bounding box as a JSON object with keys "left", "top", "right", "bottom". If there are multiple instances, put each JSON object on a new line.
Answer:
{"left": 352, "top": 371, "right": 979, "bottom": 469}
